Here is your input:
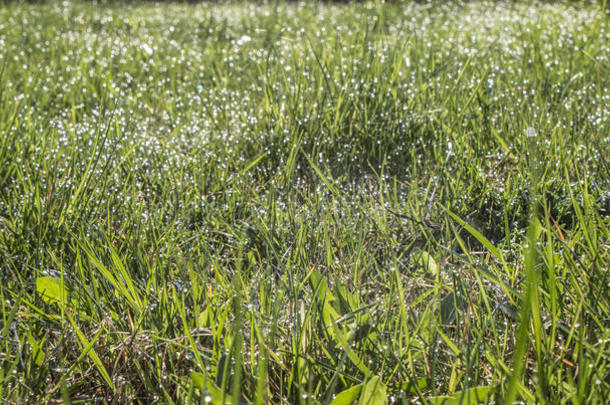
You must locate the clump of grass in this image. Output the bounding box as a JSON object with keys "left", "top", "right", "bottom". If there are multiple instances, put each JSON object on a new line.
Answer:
{"left": 0, "top": 0, "right": 608, "bottom": 403}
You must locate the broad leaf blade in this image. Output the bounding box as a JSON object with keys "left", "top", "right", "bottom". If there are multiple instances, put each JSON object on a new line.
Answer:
{"left": 360, "top": 376, "right": 387, "bottom": 405}
{"left": 330, "top": 384, "right": 362, "bottom": 405}
{"left": 36, "top": 277, "right": 67, "bottom": 305}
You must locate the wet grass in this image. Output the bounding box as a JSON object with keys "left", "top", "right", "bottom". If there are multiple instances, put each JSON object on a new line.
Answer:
{"left": 0, "top": 0, "right": 609, "bottom": 403}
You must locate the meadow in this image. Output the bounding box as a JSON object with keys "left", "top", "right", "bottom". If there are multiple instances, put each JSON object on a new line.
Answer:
{"left": 0, "top": 0, "right": 609, "bottom": 403}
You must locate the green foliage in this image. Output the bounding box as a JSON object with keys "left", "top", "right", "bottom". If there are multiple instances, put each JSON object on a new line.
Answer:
{"left": 36, "top": 277, "right": 67, "bottom": 305}
{"left": 0, "top": 0, "right": 608, "bottom": 403}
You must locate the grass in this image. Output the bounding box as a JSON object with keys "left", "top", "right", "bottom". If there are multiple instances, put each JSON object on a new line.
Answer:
{"left": 0, "top": 0, "right": 609, "bottom": 403}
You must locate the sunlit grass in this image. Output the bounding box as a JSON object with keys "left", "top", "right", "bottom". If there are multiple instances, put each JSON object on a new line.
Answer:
{"left": 0, "top": 1, "right": 608, "bottom": 403}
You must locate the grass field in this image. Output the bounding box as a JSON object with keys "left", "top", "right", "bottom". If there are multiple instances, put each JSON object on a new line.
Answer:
{"left": 0, "top": 0, "right": 609, "bottom": 403}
